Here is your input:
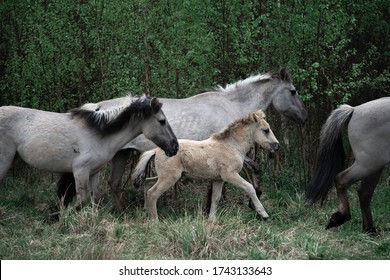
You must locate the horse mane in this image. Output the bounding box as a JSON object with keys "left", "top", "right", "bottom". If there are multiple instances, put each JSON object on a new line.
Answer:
{"left": 211, "top": 110, "right": 266, "bottom": 141}
{"left": 214, "top": 68, "right": 292, "bottom": 94}
{"left": 69, "top": 95, "right": 162, "bottom": 135}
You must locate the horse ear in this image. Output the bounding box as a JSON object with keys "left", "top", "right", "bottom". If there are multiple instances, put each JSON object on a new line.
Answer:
{"left": 253, "top": 110, "right": 265, "bottom": 122}
{"left": 150, "top": 97, "right": 160, "bottom": 112}
{"left": 279, "top": 68, "right": 291, "bottom": 82}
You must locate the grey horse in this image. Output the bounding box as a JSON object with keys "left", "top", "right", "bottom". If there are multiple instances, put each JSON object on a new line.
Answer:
{"left": 0, "top": 96, "right": 178, "bottom": 214}
{"left": 59, "top": 68, "right": 308, "bottom": 211}
{"left": 306, "top": 97, "right": 390, "bottom": 233}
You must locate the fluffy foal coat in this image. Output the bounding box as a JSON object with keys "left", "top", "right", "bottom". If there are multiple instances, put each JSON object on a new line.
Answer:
{"left": 132, "top": 110, "right": 280, "bottom": 222}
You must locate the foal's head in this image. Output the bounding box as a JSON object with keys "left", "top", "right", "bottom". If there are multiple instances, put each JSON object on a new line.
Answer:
{"left": 251, "top": 110, "right": 279, "bottom": 153}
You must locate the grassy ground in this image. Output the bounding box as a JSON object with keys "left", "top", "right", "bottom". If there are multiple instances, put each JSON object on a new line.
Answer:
{"left": 0, "top": 161, "right": 389, "bottom": 260}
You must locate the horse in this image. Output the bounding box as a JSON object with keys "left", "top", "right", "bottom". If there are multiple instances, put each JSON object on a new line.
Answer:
{"left": 0, "top": 95, "right": 178, "bottom": 212}
{"left": 132, "top": 110, "right": 280, "bottom": 222}
{"left": 57, "top": 68, "right": 307, "bottom": 211}
{"left": 306, "top": 97, "right": 390, "bottom": 233}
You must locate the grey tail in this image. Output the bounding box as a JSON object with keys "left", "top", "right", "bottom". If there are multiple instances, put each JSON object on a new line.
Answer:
{"left": 306, "top": 105, "right": 354, "bottom": 204}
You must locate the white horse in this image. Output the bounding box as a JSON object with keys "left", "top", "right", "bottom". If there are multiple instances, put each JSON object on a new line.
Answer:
{"left": 0, "top": 96, "right": 178, "bottom": 212}
{"left": 132, "top": 110, "right": 279, "bottom": 222}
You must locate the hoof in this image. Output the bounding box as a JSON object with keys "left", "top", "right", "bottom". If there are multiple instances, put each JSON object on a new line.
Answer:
{"left": 325, "top": 212, "right": 351, "bottom": 230}
{"left": 256, "top": 214, "right": 269, "bottom": 221}
{"left": 364, "top": 227, "right": 377, "bottom": 236}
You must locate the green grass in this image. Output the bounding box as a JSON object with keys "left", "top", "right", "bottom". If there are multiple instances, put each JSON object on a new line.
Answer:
{"left": 0, "top": 165, "right": 389, "bottom": 260}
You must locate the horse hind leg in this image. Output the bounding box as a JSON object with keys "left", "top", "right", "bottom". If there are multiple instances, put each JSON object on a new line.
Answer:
{"left": 147, "top": 170, "right": 181, "bottom": 222}
{"left": 326, "top": 162, "right": 372, "bottom": 230}
{"left": 357, "top": 168, "right": 383, "bottom": 234}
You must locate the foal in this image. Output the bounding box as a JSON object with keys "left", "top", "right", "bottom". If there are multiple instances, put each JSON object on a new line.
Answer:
{"left": 132, "top": 110, "right": 279, "bottom": 222}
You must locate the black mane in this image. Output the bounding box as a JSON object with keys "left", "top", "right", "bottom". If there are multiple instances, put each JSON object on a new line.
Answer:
{"left": 70, "top": 95, "right": 162, "bottom": 136}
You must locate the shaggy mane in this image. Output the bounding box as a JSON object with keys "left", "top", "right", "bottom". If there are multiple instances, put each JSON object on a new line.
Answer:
{"left": 70, "top": 95, "right": 161, "bottom": 135}
{"left": 212, "top": 110, "right": 265, "bottom": 141}
{"left": 211, "top": 68, "right": 292, "bottom": 94}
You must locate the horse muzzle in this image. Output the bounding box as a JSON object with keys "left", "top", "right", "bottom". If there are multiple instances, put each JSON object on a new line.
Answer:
{"left": 269, "top": 142, "right": 280, "bottom": 153}
{"left": 164, "top": 139, "right": 179, "bottom": 157}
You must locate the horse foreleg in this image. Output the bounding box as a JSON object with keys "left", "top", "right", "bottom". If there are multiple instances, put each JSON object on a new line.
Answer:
{"left": 357, "top": 169, "right": 383, "bottom": 234}
{"left": 223, "top": 172, "right": 269, "bottom": 220}
{"left": 89, "top": 172, "right": 101, "bottom": 207}
{"left": 109, "top": 149, "right": 131, "bottom": 211}
{"left": 0, "top": 147, "right": 15, "bottom": 184}
{"left": 243, "top": 157, "right": 261, "bottom": 210}
{"left": 73, "top": 169, "right": 90, "bottom": 211}
{"left": 208, "top": 181, "right": 224, "bottom": 222}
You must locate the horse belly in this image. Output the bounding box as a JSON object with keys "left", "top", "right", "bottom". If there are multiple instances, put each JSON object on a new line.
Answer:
{"left": 180, "top": 144, "right": 222, "bottom": 180}
{"left": 16, "top": 127, "right": 76, "bottom": 173}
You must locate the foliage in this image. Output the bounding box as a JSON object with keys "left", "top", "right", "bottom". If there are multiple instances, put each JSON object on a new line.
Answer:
{"left": 0, "top": 0, "right": 389, "bottom": 260}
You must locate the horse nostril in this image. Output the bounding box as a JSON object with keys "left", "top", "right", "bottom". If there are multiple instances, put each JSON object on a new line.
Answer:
{"left": 272, "top": 143, "right": 280, "bottom": 151}
{"left": 172, "top": 140, "right": 179, "bottom": 153}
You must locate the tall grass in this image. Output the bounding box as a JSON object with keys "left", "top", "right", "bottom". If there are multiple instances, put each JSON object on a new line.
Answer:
{"left": 0, "top": 162, "right": 389, "bottom": 260}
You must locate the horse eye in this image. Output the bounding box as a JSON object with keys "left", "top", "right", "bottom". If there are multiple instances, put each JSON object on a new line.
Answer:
{"left": 263, "top": 128, "right": 270, "bottom": 134}
{"left": 159, "top": 119, "right": 166, "bottom": 125}
{"left": 291, "top": 90, "right": 297, "bottom": 95}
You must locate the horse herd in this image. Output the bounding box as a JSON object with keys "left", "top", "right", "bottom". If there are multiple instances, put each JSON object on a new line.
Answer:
{"left": 0, "top": 68, "right": 388, "bottom": 234}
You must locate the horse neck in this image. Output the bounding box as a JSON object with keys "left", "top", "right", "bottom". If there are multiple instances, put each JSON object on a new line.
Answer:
{"left": 104, "top": 119, "right": 142, "bottom": 152}
{"left": 223, "top": 80, "right": 277, "bottom": 114}
{"left": 224, "top": 123, "right": 256, "bottom": 156}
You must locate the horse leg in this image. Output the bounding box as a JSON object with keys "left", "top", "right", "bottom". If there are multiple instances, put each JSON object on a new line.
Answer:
{"left": 147, "top": 171, "right": 181, "bottom": 222}
{"left": 243, "top": 157, "right": 262, "bottom": 210}
{"left": 208, "top": 181, "right": 224, "bottom": 222}
{"left": 73, "top": 169, "right": 90, "bottom": 211}
{"left": 109, "top": 149, "right": 131, "bottom": 211}
{"left": 223, "top": 172, "right": 269, "bottom": 220}
{"left": 326, "top": 162, "right": 371, "bottom": 230}
{"left": 90, "top": 172, "right": 101, "bottom": 206}
{"left": 204, "top": 157, "right": 261, "bottom": 214}
{"left": 0, "top": 148, "right": 15, "bottom": 184}
{"left": 357, "top": 168, "right": 383, "bottom": 234}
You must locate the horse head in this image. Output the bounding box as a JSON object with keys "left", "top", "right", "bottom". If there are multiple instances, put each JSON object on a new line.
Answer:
{"left": 252, "top": 110, "right": 280, "bottom": 152}
{"left": 140, "top": 97, "right": 179, "bottom": 157}
{"left": 270, "top": 68, "right": 308, "bottom": 125}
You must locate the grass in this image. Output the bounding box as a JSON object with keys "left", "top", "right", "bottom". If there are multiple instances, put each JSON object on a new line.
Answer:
{"left": 0, "top": 162, "right": 389, "bottom": 260}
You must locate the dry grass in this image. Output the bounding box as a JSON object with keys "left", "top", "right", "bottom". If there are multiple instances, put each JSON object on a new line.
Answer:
{"left": 0, "top": 164, "right": 389, "bottom": 260}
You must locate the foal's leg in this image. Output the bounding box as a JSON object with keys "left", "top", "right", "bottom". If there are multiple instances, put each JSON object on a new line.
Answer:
{"left": 243, "top": 157, "right": 262, "bottom": 210}
{"left": 208, "top": 181, "right": 224, "bottom": 222}
{"left": 223, "top": 172, "right": 269, "bottom": 219}
{"left": 108, "top": 149, "right": 131, "bottom": 211}
{"left": 147, "top": 171, "right": 181, "bottom": 222}
{"left": 357, "top": 169, "right": 383, "bottom": 234}
{"left": 204, "top": 157, "right": 260, "bottom": 214}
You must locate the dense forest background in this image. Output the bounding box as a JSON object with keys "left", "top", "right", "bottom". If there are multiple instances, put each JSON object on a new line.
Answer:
{"left": 1, "top": 0, "right": 389, "bottom": 187}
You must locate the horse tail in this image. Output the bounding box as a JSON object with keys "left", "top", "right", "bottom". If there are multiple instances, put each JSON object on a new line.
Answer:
{"left": 57, "top": 173, "right": 76, "bottom": 206}
{"left": 306, "top": 105, "right": 354, "bottom": 204}
{"left": 131, "top": 150, "right": 156, "bottom": 188}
